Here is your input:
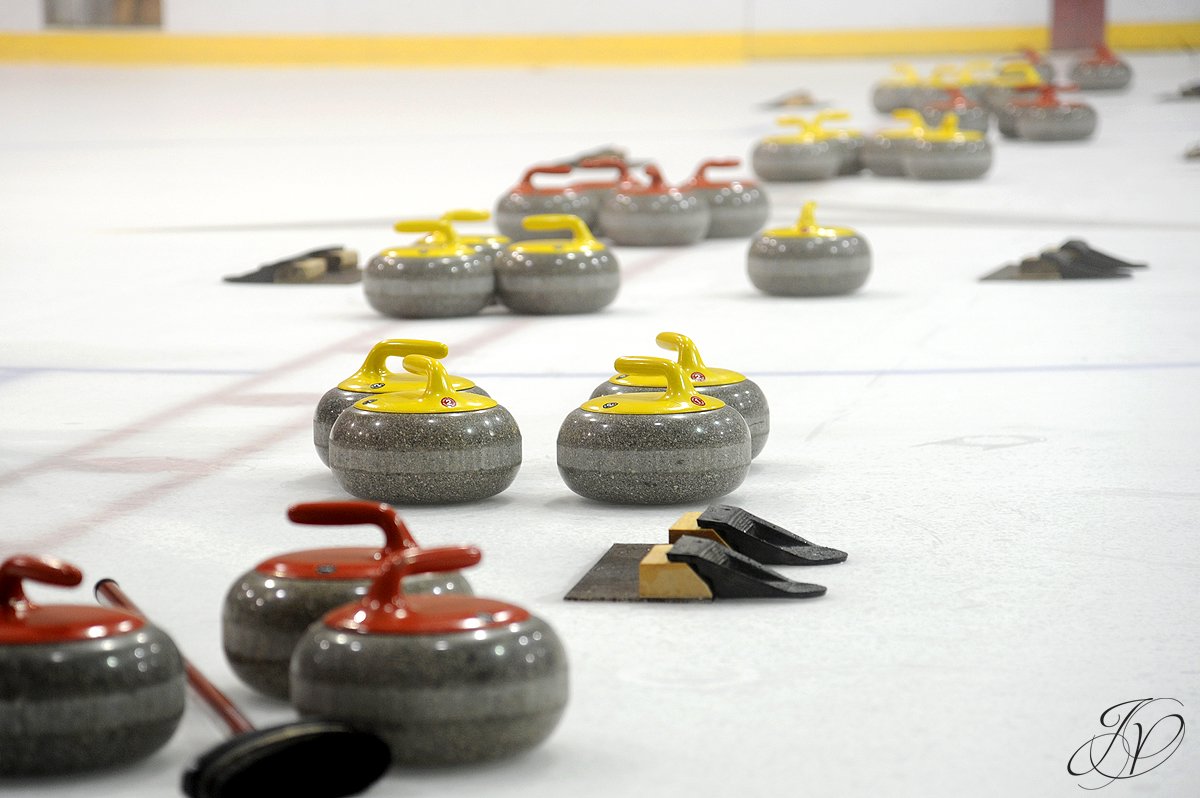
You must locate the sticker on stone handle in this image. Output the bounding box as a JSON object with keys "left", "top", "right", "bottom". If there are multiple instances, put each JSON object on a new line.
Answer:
{"left": 286, "top": 501, "right": 418, "bottom": 552}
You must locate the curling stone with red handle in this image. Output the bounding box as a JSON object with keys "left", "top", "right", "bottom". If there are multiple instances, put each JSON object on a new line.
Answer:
{"left": 559, "top": 356, "right": 751, "bottom": 504}
{"left": 569, "top": 156, "right": 639, "bottom": 236}
{"left": 1069, "top": 45, "right": 1131, "bottom": 90}
{"left": 747, "top": 201, "right": 870, "bottom": 297}
{"left": 902, "top": 114, "right": 992, "bottom": 180}
{"left": 862, "top": 110, "right": 927, "bottom": 177}
{"left": 922, "top": 88, "right": 989, "bottom": 133}
{"left": 0, "top": 555, "right": 185, "bottom": 775}
{"left": 495, "top": 164, "right": 594, "bottom": 239}
{"left": 290, "top": 545, "right": 568, "bottom": 765}
{"left": 495, "top": 214, "right": 619, "bottom": 314}
{"left": 751, "top": 116, "right": 840, "bottom": 181}
{"left": 598, "top": 164, "right": 710, "bottom": 246}
{"left": 681, "top": 158, "right": 770, "bottom": 238}
{"left": 363, "top": 219, "right": 494, "bottom": 318}
{"left": 590, "top": 332, "right": 770, "bottom": 459}
{"left": 983, "top": 61, "right": 1044, "bottom": 112}
{"left": 329, "top": 355, "right": 521, "bottom": 505}
{"left": 313, "top": 339, "right": 489, "bottom": 467}
{"left": 1011, "top": 85, "right": 1097, "bottom": 141}
{"left": 222, "top": 501, "right": 471, "bottom": 701}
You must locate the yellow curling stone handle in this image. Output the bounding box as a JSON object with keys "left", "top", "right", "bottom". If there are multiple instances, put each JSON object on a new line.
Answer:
{"left": 811, "top": 109, "right": 862, "bottom": 139}
{"left": 352, "top": 355, "right": 496, "bottom": 414}
{"left": 883, "top": 63, "right": 922, "bottom": 86}
{"left": 511, "top": 214, "right": 604, "bottom": 254}
{"left": 764, "top": 115, "right": 819, "bottom": 144}
{"left": 608, "top": 332, "right": 747, "bottom": 388}
{"left": 420, "top": 209, "right": 510, "bottom": 248}
{"left": 763, "top": 201, "right": 857, "bottom": 239}
{"left": 583, "top": 356, "right": 725, "bottom": 415}
{"left": 921, "top": 113, "right": 983, "bottom": 143}
{"left": 879, "top": 109, "right": 927, "bottom": 140}
{"left": 338, "top": 339, "right": 449, "bottom": 392}
{"left": 992, "top": 61, "right": 1043, "bottom": 88}
{"left": 382, "top": 218, "right": 470, "bottom": 259}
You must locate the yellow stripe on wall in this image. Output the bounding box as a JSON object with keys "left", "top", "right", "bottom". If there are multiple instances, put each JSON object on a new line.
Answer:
{"left": 0, "top": 22, "right": 1197, "bottom": 67}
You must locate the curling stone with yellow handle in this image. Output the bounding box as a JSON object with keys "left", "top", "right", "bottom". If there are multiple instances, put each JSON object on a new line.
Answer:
{"left": 363, "top": 219, "right": 494, "bottom": 319}
{"left": 681, "top": 158, "right": 770, "bottom": 238}
{"left": 495, "top": 164, "right": 595, "bottom": 239}
{"left": 328, "top": 355, "right": 521, "bottom": 505}
{"left": 598, "top": 164, "right": 710, "bottom": 246}
{"left": 495, "top": 214, "right": 620, "bottom": 314}
{"left": 420, "top": 208, "right": 510, "bottom": 267}
{"left": 751, "top": 116, "right": 841, "bottom": 182}
{"left": 902, "top": 114, "right": 992, "bottom": 180}
{"left": 983, "top": 61, "right": 1044, "bottom": 111}
{"left": 747, "top": 202, "right": 871, "bottom": 297}
{"left": 862, "top": 110, "right": 926, "bottom": 177}
{"left": 558, "top": 357, "right": 752, "bottom": 505}
{"left": 810, "top": 110, "right": 866, "bottom": 175}
{"left": 589, "top": 332, "right": 770, "bottom": 459}
{"left": 569, "top": 156, "right": 639, "bottom": 236}
{"left": 1069, "top": 45, "right": 1131, "bottom": 91}
{"left": 998, "top": 49, "right": 1055, "bottom": 83}
{"left": 313, "top": 339, "right": 490, "bottom": 467}
{"left": 222, "top": 501, "right": 472, "bottom": 700}
{"left": 871, "top": 63, "right": 929, "bottom": 113}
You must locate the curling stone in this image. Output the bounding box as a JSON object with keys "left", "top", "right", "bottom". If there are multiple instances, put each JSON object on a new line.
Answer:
{"left": 871, "top": 63, "right": 927, "bottom": 113}
{"left": 984, "top": 61, "right": 1043, "bottom": 112}
{"left": 810, "top": 110, "right": 865, "bottom": 175}
{"left": 903, "top": 114, "right": 992, "bottom": 180}
{"left": 747, "top": 201, "right": 870, "bottom": 297}
{"left": 862, "top": 109, "right": 927, "bottom": 177}
{"left": 927, "top": 64, "right": 988, "bottom": 106}
{"left": 495, "top": 214, "right": 619, "bottom": 314}
{"left": 495, "top": 164, "right": 594, "bottom": 239}
{"left": 1000, "top": 49, "right": 1055, "bottom": 83}
{"left": 558, "top": 356, "right": 751, "bottom": 505}
{"left": 568, "top": 156, "right": 639, "bottom": 236}
{"left": 589, "top": 332, "right": 770, "bottom": 459}
{"left": 598, "top": 164, "right": 710, "bottom": 246}
{"left": 313, "top": 338, "right": 489, "bottom": 467}
{"left": 363, "top": 219, "right": 493, "bottom": 319}
{"left": 922, "top": 88, "right": 990, "bottom": 133}
{"left": 751, "top": 116, "right": 840, "bottom": 182}
{"left": 1011, "top": 85, "right": 1098, "bottom": 141}
{"left": 1070, "top": 45, "right": 1131, "bottom": 91}
{"left": 421, "top": 209, "right": 510, "bottom": 266}
{"left": 681, "top": 158, "right": 770, "bottom": 238}
{"left": 222, "top": 501, "right": 471, "bottom": 700}
{"left": 0, "top": 555, "right": 185, "bottom": 775}
{"left": 291, "top": 545, "right": 568, "bottom": 765}
{"left": 328, "top": 355, "right": 521, "bottom": 505}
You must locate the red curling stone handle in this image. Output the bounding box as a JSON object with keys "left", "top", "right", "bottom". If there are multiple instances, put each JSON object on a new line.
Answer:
{"left": 366, "top": 545, "right": 482, "bottom": 606}
{"left": 287, "top": 501, "right": 417, "bottom": 552}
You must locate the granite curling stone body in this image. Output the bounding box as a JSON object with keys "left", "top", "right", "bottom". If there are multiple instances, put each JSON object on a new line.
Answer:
{"left": 559, "top": 356, "right": 751, "bottom": 504}
{"left": 495, "top": 164, "right": 594, "bottom": 239}
{"left": 682, "top": 158, "right": 770, "bottom": 238}
{"left": 495, "top": 214, "right": 620, "bottom": 314}
{"left": 810, "top": 110, "right": 865, "bottom": 175}
{"left": 421, "top": 208, "right": 510, "bottom": 268}
{"left": 363, "top": 219, "right": 493, "bottom": 318}
{"left": 328, "top": 355, "right": 521, "bottom": 504}
{"left": 862, "top": 110, "right": 927, "bottom": 177}
{"left": 0, "top": 555, "right": 185, "bottom": 775}
{"left": 747, "top": 201, "right": 871, "bottom": 297}
{"left": 902, "top": 114, "right": 993, "bottom": 180}
{"left": 598, "top": 164, "right": 710, "bottom": 246}
{"left": 751, "top": 116, "right": 840, "bottom": 181}
{"left": 313, "top": 338, "right": 489, "bottom": 467}
{"left": 290, "top": 545, "right": 568, "bottom": 765}
{"left": 590, "top": 332, "right": 770, "bottom": 459}
{"left": 222, "top": 501, "right": 472, "bottom": 700}
{"left": 871, "top": 63, "right": 927, "bottom": 113}
{"left": 1010, "top": 86, "right": 1098, "bottom": 141}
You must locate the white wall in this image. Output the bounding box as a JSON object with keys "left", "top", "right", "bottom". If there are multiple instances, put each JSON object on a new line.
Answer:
{"left": 0, "top": 0, "right": 41, "bottom": 31}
